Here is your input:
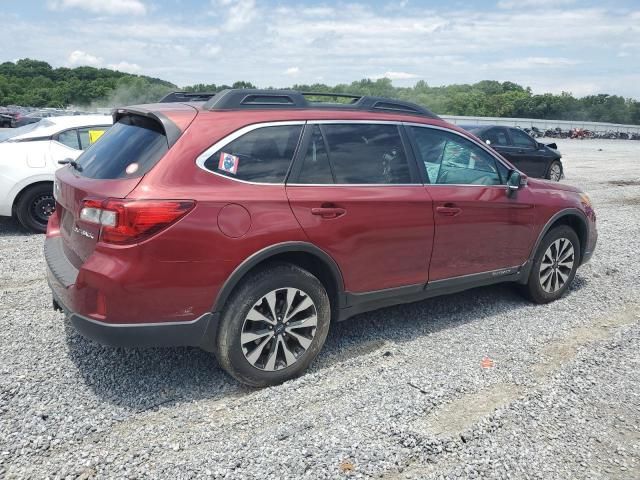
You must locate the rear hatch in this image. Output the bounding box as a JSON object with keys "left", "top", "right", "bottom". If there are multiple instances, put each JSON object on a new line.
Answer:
{"left": 54, "top": 109, "right": 192, "bottom": 267}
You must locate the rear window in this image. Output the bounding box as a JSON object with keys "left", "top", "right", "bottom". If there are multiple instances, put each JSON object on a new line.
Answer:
{"left": 76, "top": 115, "right": 168, "bottom": 179}
{"left": 203, "top": 125, "right": 303, "bottom": 183}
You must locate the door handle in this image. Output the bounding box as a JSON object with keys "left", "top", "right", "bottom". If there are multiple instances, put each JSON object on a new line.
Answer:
{"left": 311, "top": 207, "right": 346, "bottom": 219}
{"left": 436, "top": 205, "right": 462, "bottom": 216}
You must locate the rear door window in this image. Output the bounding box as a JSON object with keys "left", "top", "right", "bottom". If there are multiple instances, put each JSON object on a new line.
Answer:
{"left": 56, "top": 129, "right": 80, "bottom": 150}
{"left": 485, "top": 127, "right": 510, "bottom": 146}
{"left": 78, "top": 126, "right": 109, "bottom": 150}
{"left": 297, "top": 125, "right": 334, "bottom": 184}
{"left": 320, "top": 123, "right": 412, "bottom": 184}
{"left": 76, "top": 115, "right": 168, "bottom": 179}
{"left": 203, "top": 125, "right": 303, "bottom": 183}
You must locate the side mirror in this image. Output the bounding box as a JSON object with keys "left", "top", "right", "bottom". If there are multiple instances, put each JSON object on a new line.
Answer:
{"left": 507, "top": 170, "right": 526, "bottom": 196}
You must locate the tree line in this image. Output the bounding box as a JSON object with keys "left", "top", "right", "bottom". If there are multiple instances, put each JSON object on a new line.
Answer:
{"left": 2, "top": 59, "right": 639, "bottom": 125}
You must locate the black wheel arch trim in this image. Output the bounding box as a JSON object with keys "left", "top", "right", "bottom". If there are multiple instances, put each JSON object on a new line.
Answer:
{"left": 212, "top": 241, "right": 346, "bottom": 313}
{"left": 529, "top": 208, "right": 588, "bottom": 265}
{"left": 12, "top": 180, "right": 54, "bottom": 211}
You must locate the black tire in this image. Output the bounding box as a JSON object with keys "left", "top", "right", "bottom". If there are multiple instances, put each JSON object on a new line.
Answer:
{"left": 546, "top": 160, "right": 563, "bottom": 181}
{"left": 522, "top": 225, "right": 580, "bottom": 304}
{"left": 214, "top": 263, "right": 331, "bottom": 387}
{"left": 15, "top": 183, "right": 55, "bottom": 233}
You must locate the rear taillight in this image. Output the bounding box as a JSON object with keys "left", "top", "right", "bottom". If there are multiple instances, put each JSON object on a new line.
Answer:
{"left": 80, "top": 199, "right": 195, "bottom": 245}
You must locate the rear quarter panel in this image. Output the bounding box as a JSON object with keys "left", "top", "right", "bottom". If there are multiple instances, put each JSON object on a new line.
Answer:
{"left": 115, "top": 116, "right": 308, "bottom": 322}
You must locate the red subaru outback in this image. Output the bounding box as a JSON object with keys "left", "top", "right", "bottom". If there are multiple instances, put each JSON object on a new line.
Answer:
{"left": 46, "top": 90, "right": 597, "bottom": 386}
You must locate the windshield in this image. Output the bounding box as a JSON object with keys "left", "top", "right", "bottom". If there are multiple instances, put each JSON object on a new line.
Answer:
{"left": 76, "top": 115, "right": 168, "bottom": 179}
{"left": 0, "top": 119, "right": 54, "bottom": 142}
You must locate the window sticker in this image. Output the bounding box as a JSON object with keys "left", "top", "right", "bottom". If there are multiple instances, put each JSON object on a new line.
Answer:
{"left": 125, "top": 163, "right": 139, "bottom": 175}
{"left": 88, "top": 129, "right": 106, "bottom": 144}
{"left": 218, "top": 152, "right": 240, "bottom": 175}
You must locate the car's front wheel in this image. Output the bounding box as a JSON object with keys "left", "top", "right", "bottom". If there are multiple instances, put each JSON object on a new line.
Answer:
{"left": 215, "top": 263, "right": 331, "bottom": 387}
{"left": 547, "top": 160, "right": 563, "bottom": 181}
{"left": 522, "top": 225, "right": 580, "bottom": 304}
{"left": 15, "top": 183, "right": 55, "bottom": 233}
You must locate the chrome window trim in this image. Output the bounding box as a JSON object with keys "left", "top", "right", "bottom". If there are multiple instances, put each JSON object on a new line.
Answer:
{"left": 307, "top": 119, "right": 400, "bottom": 125}
{"left": 194, "top": 120, "right": 307, "bottom": 185}
{"left": 287, "top": 184, "right": 423, "bottom": 187}
{"left": 194, "top": 119, "right": 513, "bottom": 187}
{"left": 402, "top": 121, "right": 514, "bottom": 185}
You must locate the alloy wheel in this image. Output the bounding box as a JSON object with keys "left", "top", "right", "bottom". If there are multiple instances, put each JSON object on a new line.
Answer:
{"left": 539, "top": 238, "right": 575, "bottom": 293}
{"left": 549, "top": 163, "right": 562, "bottom": 181}
{"left": 241, "top": 288, "right": 318, "bottom": 371}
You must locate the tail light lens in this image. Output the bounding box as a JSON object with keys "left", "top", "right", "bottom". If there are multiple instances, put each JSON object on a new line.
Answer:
{"left": 80, "top": 199, "right": 195, "bottom": 245}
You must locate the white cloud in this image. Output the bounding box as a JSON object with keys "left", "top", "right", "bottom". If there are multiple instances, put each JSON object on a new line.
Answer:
{"left": 284, "top": 66, "right": 300, "bottom": 76}
{"left": 490, "top": 57, "right": 581, "bottom": 69}
{"left": 48, "top": 0, "right": 147, "bottom": 16}
{"left": 214, "top": 0, "right": 256, "bottom": 31}
{"left": 497, "top": 0, "right": 575, "bottom": 9}
{"left": 372, "top": 71, "right": 419, "bottom": 80}
{"left": 201, "top": 44, "right": 221, "bottom": 57}
{"left": 107, "top": 61, "right": 141, "bottom": 73}
{"left": 67, "top": 50, "right": 103, "bottom": 66}
{"left": 300, "top": 7, "right": 335, "bottom": 16}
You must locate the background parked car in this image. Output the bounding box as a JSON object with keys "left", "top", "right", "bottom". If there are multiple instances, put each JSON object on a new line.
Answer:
{"left": 464, "top": 125, "right": 563, "bottom": 181}
{"left": 11, "top": 109, "right": 71, "bottom": 128}
{"left": 0, "top": 106, "right": 30, "bottom": 127}
{"left": 0, "top": 115, "right": 112, "bottom": 232}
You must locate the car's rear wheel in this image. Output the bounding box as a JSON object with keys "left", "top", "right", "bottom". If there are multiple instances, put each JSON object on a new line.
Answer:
{"left": 214, "top": 263, "right": 331, "bottom": 387}
{"left": 547, "top": 160, "right": 563, "bottom": 181}
{"left": 15, "top": 183, "right": 55, "bottom": 233}
{"left": 522, "top": 225, "right": 579, "bottom": 304}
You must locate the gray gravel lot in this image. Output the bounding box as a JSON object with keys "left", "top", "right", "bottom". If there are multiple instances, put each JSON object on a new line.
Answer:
{"left": 1, "top": 139, "right": 639, "bottom": 479}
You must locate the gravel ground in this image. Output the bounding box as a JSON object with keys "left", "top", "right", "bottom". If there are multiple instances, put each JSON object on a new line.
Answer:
{"left": 1, "top": 138, "right": 639, "bottom": 479}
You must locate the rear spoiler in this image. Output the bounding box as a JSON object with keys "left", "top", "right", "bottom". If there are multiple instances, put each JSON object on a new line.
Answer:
{"left": 112, "top": 107, "right": 183, "bottom": 148}
{"left": 158, "top": 91, "right": 217, "bottom": 103}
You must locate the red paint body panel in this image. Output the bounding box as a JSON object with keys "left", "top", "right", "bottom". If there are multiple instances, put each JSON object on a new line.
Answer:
{"left": 47, "top": 103, "right": 597, "bottom": 328}
{"left": 427, "top": 185, "right": 536, "bottom": 280}
{"left": 287, "top": 185, "right": 434, "bottom": 292}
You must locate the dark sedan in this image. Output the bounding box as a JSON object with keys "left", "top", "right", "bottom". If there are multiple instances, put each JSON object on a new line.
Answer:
{"left": 464, "top": 125, "right": 563, "bottom": 181}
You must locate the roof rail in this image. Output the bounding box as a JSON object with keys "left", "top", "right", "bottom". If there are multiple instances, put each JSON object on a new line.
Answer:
{"left": 202, "top": 89, "right": 439, "bottom": 119}
{"left": 159, "top": 91, "right": 217, "bottom": 103}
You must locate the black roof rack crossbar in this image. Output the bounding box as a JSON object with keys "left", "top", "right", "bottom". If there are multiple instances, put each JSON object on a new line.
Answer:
{"left": 202, "top": 89, "right": 440, "bottom": 119}
{"left": 159, "top": 91, "right": 218, "bottom": 103}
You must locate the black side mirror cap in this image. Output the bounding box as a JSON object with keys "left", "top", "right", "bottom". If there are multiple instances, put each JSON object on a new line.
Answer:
{"left": 507, "top": 170, "right": 526, "bottom": 196}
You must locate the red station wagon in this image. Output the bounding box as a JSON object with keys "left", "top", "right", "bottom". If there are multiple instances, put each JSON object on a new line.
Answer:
{"left": 46, "top": 90, "right": 597, "bottom": 386}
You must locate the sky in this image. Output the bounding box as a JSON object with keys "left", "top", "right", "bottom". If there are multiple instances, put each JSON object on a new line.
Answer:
{"left": 1, "top": 0, "right": 639, "bottom": 98}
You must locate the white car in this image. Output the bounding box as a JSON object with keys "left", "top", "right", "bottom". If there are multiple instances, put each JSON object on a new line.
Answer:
{"left": 0, "top": 115, "right": 112, "bottom": 232}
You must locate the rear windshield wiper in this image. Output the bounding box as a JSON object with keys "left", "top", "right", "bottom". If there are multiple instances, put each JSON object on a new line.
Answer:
{"left": 58, "top": 158, "right": 83, "bottom": 172}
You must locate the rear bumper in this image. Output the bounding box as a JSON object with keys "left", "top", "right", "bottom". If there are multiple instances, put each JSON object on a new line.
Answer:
{"left": 46, "top": 235, "right": 218, "bottom": 350}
